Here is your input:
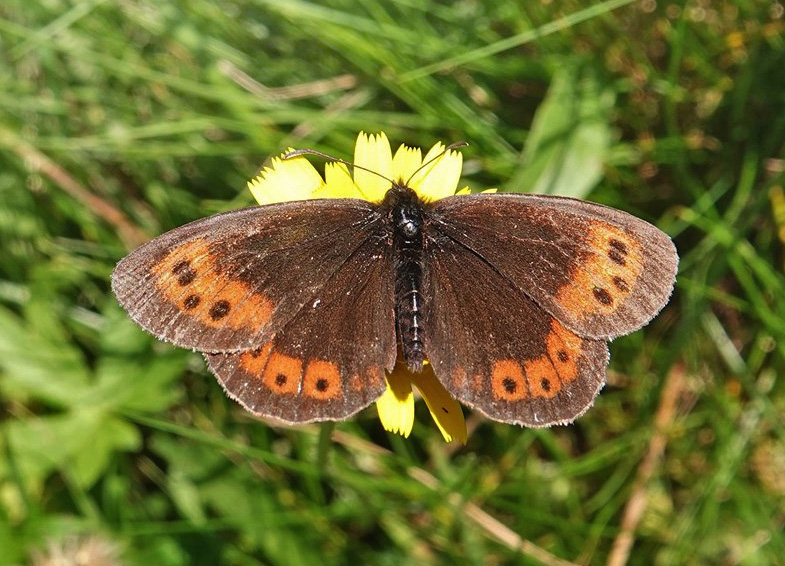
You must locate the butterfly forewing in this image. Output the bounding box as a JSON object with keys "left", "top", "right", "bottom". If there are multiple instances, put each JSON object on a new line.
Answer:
{"left": 112, "top": 200, "right": 386, "bottom": 352}
{"left": 421, "top": 228, "right": 609, "bottom": 426}
{"left": 205, "top": 233, "right": 397, "bottom": 424}
{"left": 429, "top": 194, "right": 678, "bottom": 340}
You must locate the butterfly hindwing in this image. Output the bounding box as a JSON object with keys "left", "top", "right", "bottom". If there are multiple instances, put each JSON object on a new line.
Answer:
{"left": 112, "top": 200, "right": 386, "bottom": 352}
{"left": 421, "top": 230, "right": 609, "bottom": 426}
{"left": 429, "top": 193, "right": 678, "bottom": 340}
{"left": 204, "top": 234, "right": 397, "bottom": 423}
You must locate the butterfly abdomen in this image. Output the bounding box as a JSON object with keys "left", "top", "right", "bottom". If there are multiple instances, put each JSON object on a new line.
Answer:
{"left": 396, "top": 241, "right": 425, "bottom": 373}
{"left": 383, "top": 185, "right": 428, "bottom": 372}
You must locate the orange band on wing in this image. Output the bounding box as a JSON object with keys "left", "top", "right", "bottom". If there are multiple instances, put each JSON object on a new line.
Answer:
{"left": 303, "top": 359, "right": 342, "bottom": 400}
{"left": 350, "top": 367, "right": 385, "bottom": 392}
{"left": 239, "top": 343, "right": 274, "bottom": 374}
{"left": 489, "top": 319, "right": 586, "bottom": 402}
{"left": 491, "top": 360, "right": 528, "bottom": 400}
{"left": 262, "top": 351, "right": 302, "bottom": 394}
{"left": 524, "top": 357, "right": 559, "bottom": 398}
{"left": 547, "top": 319, "right": 581, "bottom": 383}
{"left": 554, "top": 223, "right": 642, "bottom": 320}
{"left": 152, "top": 238, "right": 274, "bottom": 330}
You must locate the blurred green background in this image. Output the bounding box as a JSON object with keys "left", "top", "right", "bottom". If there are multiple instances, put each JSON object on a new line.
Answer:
{"left": 1, "top": 1, "right": 784, "bottom": 565}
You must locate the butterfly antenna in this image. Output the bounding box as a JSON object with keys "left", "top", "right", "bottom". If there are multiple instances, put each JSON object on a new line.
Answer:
{"left": 283, "top": 148, "right": 395, "bottom": 186}
{"left": 404, "top": 141, "right": 468, "bottom": 187}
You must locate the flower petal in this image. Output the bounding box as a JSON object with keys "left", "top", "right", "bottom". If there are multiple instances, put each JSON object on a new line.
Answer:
{"left": 353, "top": 131, "right": 393, "bottom": 202}
{"left": 248, "top": 151, "right": 324, "bottom": 206}
{"left": 410, "top": 365, "right": 467, "bottom": 444}
{"left": 318, "top": 162, "right": 363, "bottom": 198}
{"left": 376, "top": 369, "right": 415, "bottom": 438}
{"left": 391, "top": 144, "right": 423, "bottom": 184}
{"left": 409, "top": 142, "right": 463, "bottom": 201}
{"left": 454, "top": 187, "right": 498, "bottom": 195}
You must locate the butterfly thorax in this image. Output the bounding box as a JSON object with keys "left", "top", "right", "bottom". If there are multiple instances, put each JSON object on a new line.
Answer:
{"left": 380, "top": 184, "right": 429, "bottom": 372}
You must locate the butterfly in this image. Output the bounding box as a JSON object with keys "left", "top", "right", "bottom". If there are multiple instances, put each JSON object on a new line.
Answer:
{"left": 112, "top": 146, "right": 678, "bottom": 428}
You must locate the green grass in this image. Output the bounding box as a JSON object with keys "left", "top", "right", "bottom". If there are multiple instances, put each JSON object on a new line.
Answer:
{"left": 1, "top": 0, "right": 784, "bottom": 565}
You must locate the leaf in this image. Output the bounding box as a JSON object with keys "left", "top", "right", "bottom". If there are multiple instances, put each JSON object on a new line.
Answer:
{"left": 69, "top": 415, "right": 140, "bottom": 487}
{"left": 0, "top": 306, "right": 90, "bottom": 408}
{"left": 91, "top": 353, "right": 186, "bottom": 413}
{"left": 1, "top": 412, "right": 95, "bottom": 491}
{"left": 510, "top": 61, "right": 616, "bottom": 198}
{"left": 1, "top": 411, "right": 140, "bottom": 491}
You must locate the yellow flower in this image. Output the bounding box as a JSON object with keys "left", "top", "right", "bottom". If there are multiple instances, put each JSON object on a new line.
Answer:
{"left": 248, "top": 131, "right": 470, "bottom": 443}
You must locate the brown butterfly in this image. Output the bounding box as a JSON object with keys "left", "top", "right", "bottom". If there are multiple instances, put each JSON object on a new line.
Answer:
{"left": 112, "top": 140, "right": 678, "bottom": 428}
